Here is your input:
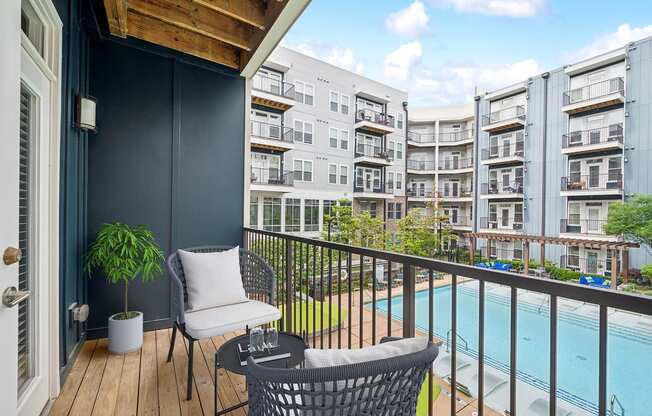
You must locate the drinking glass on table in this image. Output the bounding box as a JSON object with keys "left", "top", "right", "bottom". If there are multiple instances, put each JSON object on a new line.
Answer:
{"left": 249, "top": 327, "right": 265, "bottom": 354}
{"left": 266, "top": 328, "right": 279, "bottom": 349}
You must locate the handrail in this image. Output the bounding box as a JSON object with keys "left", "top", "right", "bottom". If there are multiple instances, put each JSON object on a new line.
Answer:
{"left": 562, "top": 123, "right": 623, "bottom": 148}
{"left": 481, "top": 181, "right": 524, "bottom": 195}
{"left": 482, "top": 105, "right": 526, "bottom": 126}
{"left": 563, "top": 77, "right": 624, "bottom": 105}
{"left": 251, "top": 73, "right": 295, "bottom": 98}
{"left": 610, "top": 394, "right": 625, "bottom": 416}
{"left": 561, "top": 173, "right": 623, "bottom": 191}
{"left": 438, "top": 157, "right": 473, "bottom": 170}
{"left": 407, "top": 159, "right": 437, "bottom": 170}
{"left": 439, "top": 129, "right": 474, "bottom": 143}
{"left": 355, "top": 108, "right": 395, "bottom": 127}
{"left": 446, "top": 329, "right": 468, "bottom": 353}
{"left": 407, "top": 131, "right": 436, "bottom": 144}
{"left": 251, "top": 120, "right": 294, "bottom": 143}
{"left": 481, "top": 141, "right": 525, "bottom": 160}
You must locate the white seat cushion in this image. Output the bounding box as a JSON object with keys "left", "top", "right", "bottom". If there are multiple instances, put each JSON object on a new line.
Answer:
{"left": 304, "top": 337, "right": 428, "bottom": 368}
{"left": 184, "top": 300, "right": 281, "bottom": 339}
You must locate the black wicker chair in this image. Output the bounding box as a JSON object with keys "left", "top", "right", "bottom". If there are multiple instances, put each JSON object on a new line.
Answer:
{"left": 166, "top": 245, "right": 280, "bottom": 400}
{"left": 246, "top": 338, "right": 438, "bottom": 415}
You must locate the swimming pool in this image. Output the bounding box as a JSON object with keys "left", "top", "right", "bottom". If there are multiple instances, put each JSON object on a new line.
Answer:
{"left": 371, "top": 283, "right": 652, "bottom": 415}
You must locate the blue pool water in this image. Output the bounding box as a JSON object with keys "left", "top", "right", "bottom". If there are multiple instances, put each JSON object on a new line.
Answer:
{"left": 371, "top": 284, "right": 652, "bottom": 415}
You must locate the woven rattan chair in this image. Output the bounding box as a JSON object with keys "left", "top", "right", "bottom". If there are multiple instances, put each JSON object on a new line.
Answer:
{"left": 246, "top": 337, "right": 438, "bottom": 415}
{"left": 166, "top": 245, "right": 280, "bottom": 400}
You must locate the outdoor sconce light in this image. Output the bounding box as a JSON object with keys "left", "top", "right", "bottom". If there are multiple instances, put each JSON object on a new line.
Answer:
{"left": 76, "top": 95, "right": 97, "bottom": 132}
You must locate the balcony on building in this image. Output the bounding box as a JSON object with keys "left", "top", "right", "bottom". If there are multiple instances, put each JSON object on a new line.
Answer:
{"left": 438, "top": 157, "right": 473, "bottom": 174}
{"left": 251, "top": 73, "right": 296, "bottom": 110}
{"left": 352, "top": 185, "right": 394, "bottom": 199}
{"left": 562, "top": 78, "right": 625, "bottom": 115}
{"left": 438, "top": 187, "right": 473, "bottom": 202}
{"left": 479, "top": 216, "right": 524, "bottom": 234}
{"left": 407, "top": 159, "right": 437, "bottom": 175}
{"left": 444, "top": 215, "right": 473, "bottom": 231}
{"left": 480, "top": 181, "right": 524, "bottom": 200}
{"left": 407, "top": 131, "right": 436, "bottom": 147}
{"left": 481, "top": 105, "right": 526, "bottom": 133}
{"left": 406, "top": 188, "right": 436, "bottom": 201}
{"left": 561, "top": 123, "right": 624, "bottom": 155}
{"left": 354, "top": 144, "right": 392, "bottom": 166}
{"left": 354, "top": 108, "right": 395, "bottom": 135}
{"left": 250, "top": 121, "right": 294, "bottom": 151}
{"left": 250, "top": 167, "right": 294, "bottom": 193}
{"left": 438, "top": 129, "right": 474, "bottom": 146}
{"left": 560, "top": 218, "right": 620, "bottom": 241}
{"left": 481, "top": 138, "right": 525, "bottom": 166}
{"left": 560, "top": 173, "right": 623, "bottom": 197}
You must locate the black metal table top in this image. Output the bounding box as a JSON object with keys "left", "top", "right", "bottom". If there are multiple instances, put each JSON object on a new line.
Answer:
{"left": 215, "top": 332, "right": 307, "bottom": 376}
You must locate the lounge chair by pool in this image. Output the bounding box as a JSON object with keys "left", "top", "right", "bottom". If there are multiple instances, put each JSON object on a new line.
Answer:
{"left": 580, "top": 275, "right": 610, "bottom": 288}
{"left": 470, "top": 371, "right": 508, "bottom": 398}
{"left": 435, "top": 354, "right": 472, "bottom": 378}
{"left": 526, "top": 398, "right": 572, "bottom": 416}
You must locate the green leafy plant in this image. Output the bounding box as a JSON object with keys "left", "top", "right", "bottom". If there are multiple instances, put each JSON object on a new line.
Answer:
{"left": 85, "top": 222, "right": 164, "bottom": 320}
{"left": 604, "top": 195, "right": 652, "bottom": 253}
{"left": 641, "top": 264, "right": 652, "bottom": 283}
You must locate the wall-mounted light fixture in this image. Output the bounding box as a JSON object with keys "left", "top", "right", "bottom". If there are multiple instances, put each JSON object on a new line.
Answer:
{"left": 76, "top": 95, "right": 97, "bottom": 132}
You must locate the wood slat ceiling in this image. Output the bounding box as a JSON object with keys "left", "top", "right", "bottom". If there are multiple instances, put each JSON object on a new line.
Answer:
{"left": 102, "top": 0, "right": 287, "bottom": 71}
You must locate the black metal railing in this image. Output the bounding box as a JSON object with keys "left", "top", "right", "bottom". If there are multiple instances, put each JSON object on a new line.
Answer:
{"left": 560, "top": 218, "right": 608, "bottom": 235}
{"left": 438, "top": 187, "right": 473, "bottom": 198}
{"left": 406, "top": 188, "right": 436, "bottom": 198}
{"left": 487, "top": 248, "right": 523, "bottom": 261}
{"left": 480, "top": 216, "right": 524, "bottom": 231}
{"left": 353, "top": 185, "right": 390, "bottom": 194}
{"left": 562, "top": 123, "right": 623, "bottom": 149}
{"left": 407, "top": 131, "right": 436, "bottom": 144}
{"left": 439, "top": 129, "right": 474, "bottom": 143}
{"left": 481, "top": 141, "right": 525, "bottom": 161}
{"left": 355, "top": 108, "right": 395, "bottom": 128}
{"left": 560, "top": 255, "right": 618, "bottom": 276}
{"left": 251, "top": 120, "right": 294, "bottom": 143}
{"left": 481, "top": 181, "right": 524, "bottom": 195}
{"left": 243, "top": 227, "right": 652, "bottom": 416}
{"left": 563, "top": 77, "right": 624, "bottom": 106}
{"left": 438, "top": 157, "right": 473, "bottom": 170}
{"left": 444, "top": 215, "right": 472, "bottom": 227}
{"left": 252, "top": 73, "right": 296, "bottom": 98}
{"left": 407, "top": 159, "right": 437, "bottom": 171}
{"left": 354, "top": 144, "right": 390, "bottom": 160}
{"left": 482, "top": 105, "right": 526, "bottom": 126}
{"left": 561, "top": 173, "right": 623, "bottom": 192}
{"left": 250, "top": 167, "right": 294, "bottom": 186}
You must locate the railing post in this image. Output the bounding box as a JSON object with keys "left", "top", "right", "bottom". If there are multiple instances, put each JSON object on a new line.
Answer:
{"left": 242, "top": 228, "right": 248, "bottom": 251}
{"left": 402, "top": 263, "right": 416, "bottom": 338}
{"left": 284, "top": 240, "right": 293, "bottom": 333}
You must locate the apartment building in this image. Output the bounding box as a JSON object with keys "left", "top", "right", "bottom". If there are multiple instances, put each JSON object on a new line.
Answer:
{"left": 406, "top": 104, "right": 475, "bottom": 249}
{"left": 247, "top": 47, "right": 408, "bottom": 236}
{"left": 473, "top": 36, "right": 652, "bottom": 274}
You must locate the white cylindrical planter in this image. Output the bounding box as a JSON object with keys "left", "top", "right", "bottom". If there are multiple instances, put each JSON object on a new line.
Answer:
{"left": 108, "top": 312, "right": 143, "bottom": 353}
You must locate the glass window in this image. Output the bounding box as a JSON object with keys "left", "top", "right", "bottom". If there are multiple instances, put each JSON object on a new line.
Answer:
{"left": 328, "top": 164, "right": 337, "bottom": 184}
{"left": 303, "top": 122, "right": 313, "bottom": 144}
{"left": 340, "top": 130, "right": 349, "bottom": 150}
{"left": 387, "top": 172, "right": 394, "bottom": 192}
{"left": 341, "top": 95, "right": 350, "bottom": 115}
{"left": 294, "top": 81, "right": 304, "bottom": 103}
{"left": 293, "top": 160, "right": 303, "bottom": 182}
{"left": 250, "top": 197, "right": 258, "bottom": 229}
{"left": 340, "top": 165, "right": 348, "bottom": 185}
{"left": 387, "top": 140, "right": 395, "bottom": 160}
{"left": 373, "top": 169, "right": 381, "bottom": 189}
{"left": 305, "top": 84, "right": 314, "bottom": 105}
{"left": 608, "top": 157, "right": 621, "bottom": 181}
{"left": 396, "top": 173, "right": 403, "bottom": 190}
{"left": 568, "top": 202, "right": 580, "bottom": 225}
{"left": 304, "top": 160, "right": 313, "bottom": 181}
{"left": 330, "top": 92, "right": 339, "bottom": 112}
{"left": 513, "top": 241, "right": 523, "bottom": 260}
{"left": 329, "top": 128, "right": 338, "bottom": 148}
{"left": 323, "top": 200, "right": 336, "bottom": 221}
{"left": 284, "top": 198, "right": 301, "bottom": 232}
{"left": 396, "top": 142, "right": 403, "bottom": 160}
{"left": 355, "top": 167, "right": 364, "bottom": 188}
{"left": 294, "top": 120, "right": 303, "bottom": 142}
{"left": 263, "top": 197, "right": 281, "bottom": 232}
{"left": 397, "top": 113, "right": 404, "bottom": 129}
{"left": 304, "top": 199, "right": 319, "bottom": 232}
{"left": 21, "top": 1, "right": 45, "bottom": 58}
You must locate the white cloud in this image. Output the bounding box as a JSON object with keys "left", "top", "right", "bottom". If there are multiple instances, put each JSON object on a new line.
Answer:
{"left": 429, "top": 0, "right": 546, "bottom": 17}
{"left": 384, "top": 42, "right": 423, "bottom": 81}
{"left": 385, "top": 1, "right": 430, "bottom": 37}
{"left": 566, "top": 23, "right": 652, "bottom": 62}
{"left": 284, "top": 42, "right": 365, "bottom": 74}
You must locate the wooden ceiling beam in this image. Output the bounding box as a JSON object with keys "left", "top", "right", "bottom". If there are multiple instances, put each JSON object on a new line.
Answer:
{"left": 126, "top": 11, "right": 240, "bottom": 69}
{"left": 239, "top": 0, "right": 287, "bottom": 71}
{"left": 192, "top": 0, "right": 267, "bottom": 30}
{"left": 127, "top": 0, "right": 254, "bottom": 51}
{"left": 103, "top": 0, "right": 128, "bottom": 38}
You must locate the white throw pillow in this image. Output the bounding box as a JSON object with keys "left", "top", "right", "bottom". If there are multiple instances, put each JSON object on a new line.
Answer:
{"left": 304, "top": 337, "right": 428, "bottom": 369}
{"left": 177, "top": 247, "right": 247, "bottom": 310}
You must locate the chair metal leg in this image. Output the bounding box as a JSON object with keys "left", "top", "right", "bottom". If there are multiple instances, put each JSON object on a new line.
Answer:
{"left": 167, "top": 324, "right": 177, "bottom": 362}
{"left": 187, "top": 339, "right": 194, "bottom": 400}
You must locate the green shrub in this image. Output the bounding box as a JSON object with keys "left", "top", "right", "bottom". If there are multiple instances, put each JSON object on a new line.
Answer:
{"left": 641, "top": 264, "right": 652, "bottom": 282}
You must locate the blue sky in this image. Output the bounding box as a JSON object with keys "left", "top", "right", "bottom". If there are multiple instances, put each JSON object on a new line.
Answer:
{"left": 281, "top": 0, "right": 652, "bottom": 106}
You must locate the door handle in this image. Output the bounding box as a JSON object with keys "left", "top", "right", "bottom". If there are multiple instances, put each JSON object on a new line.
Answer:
{"left": 2, "top": 287, "right": 30, "bottom": 308}
{"left": 3, "top": 247, "right": 22, "bottom": 265}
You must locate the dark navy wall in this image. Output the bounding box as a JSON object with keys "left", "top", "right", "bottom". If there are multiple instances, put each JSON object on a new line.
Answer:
{"left": 86, "top": 38, "right": 245, "bottom": 339}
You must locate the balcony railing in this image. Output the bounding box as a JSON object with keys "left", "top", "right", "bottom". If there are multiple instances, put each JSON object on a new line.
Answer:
{"left": 481, "top": 181, "right": 524, "bottom": 195}
{"left": 482, "top": 105, "right": 525, "bottom": 126}
{"left": 563, "top": 77, "right": 624, "bottom": 106}
{"left": 353, "top": 185, "right": 389, "bottom": 194}
{"left": 561, "top": 173, "right": 623, "bottom": 192}
{"left": 243, "top": 227, "right": 652, "bottom": 416}
{"left": 480, "top": 216, "right": 523, "bottom": 231}
{"left": 481, "top": 141, "right": 524, "bottom": 161}
{"left": 407, "top": 131, "right": 436, "bottom": 144}
{"left": 251, "top": 120, "right": 294, "bottom": 143}
{"left": 560, "top": 254, "right": 618, "bottom": 276}
{"left": 438, "top": 187, "right": 473, "bottom": 198}
{"left": 438, "top": 157, "right": 473, "bottom": 171}
{"left": 407, "top": 159, "right": 436, "bottom": 171}
{"left": 444, "top": 215, "right": 472, "bottom": 227}
{"left": 354, "top": 144, "right": 390, "bottom": 160}
{"left": 406, "top": 188, "right": 435, "bottom": 198}
{"left": 251, "top": 73, "right": 295, "bottom": 98}
{"left": 355, "top": 108, "right": 395, "bottom": 128}
{"left": 562, "top": 123, "right": 623, "bottom": 149}
{"left": 250, "top": 167, "right": 294, "bottom": 186}
{"left": 560, "top": 218, "right": 608, "bottom": 235}
{"left": 439, "top": 129, "right": 474, "bottom": 143}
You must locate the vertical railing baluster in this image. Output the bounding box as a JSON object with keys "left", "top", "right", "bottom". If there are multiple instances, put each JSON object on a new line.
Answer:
{"left": 372, "top": 257, "right": 377, "bottom": 345}
{"left": 478, "top": 280, "right": 485, "bottom": 416}
{"left": 284, "top": 239, "right": 293, "bottom": 333}
{"left": 359, "top": 255, "right": 365, "bottom": 348}
{"left": 312, "top": 244, "right": 317, "bottom": 348}
{"left": 299, "top": 243, "right": 304, "bottom": 338}
{"left": 451, "top": 273, "right": 457, "bottom": 416}
{"left": 428, "top": 269, "right": 434, "bottom": 416}
{"left": 403, "top": 263, "right": 415, "bottom": 338}
{"left": 319, "top": 246, "right": 325, "bottom": 349}
{"left": 293, "top": 241, "right": 298, "bottom": 335}
{"left": 387, "top": 260, "right": 392, "bottom": 337}
{"left": 510, "top": 287, "right": 517, "bottom": 416}
{"left": 549, "top": 295, "right": 557, "bottom": 416}
{"left": 347, "top": 251, "right": 353, "bottom": 348}
{"left": 337, "top": 251, "right": 342, "bottom": 349}
{"left": 598, "top": 304, "right": 607, "bottom": 416}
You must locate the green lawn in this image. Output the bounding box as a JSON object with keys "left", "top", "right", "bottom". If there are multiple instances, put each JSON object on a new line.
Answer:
{"left": 416, "top": 377, "right": 442, "bottom": 415}
{"left": 278, "top": 300, "right": 347, "bottom": 335}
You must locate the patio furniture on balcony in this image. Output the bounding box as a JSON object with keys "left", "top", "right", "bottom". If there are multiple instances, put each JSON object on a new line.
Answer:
{"left": 246, "top": 337, "right": 438, "bottom": 415}
{"left": 166, "top": 246, "right": 280, "bottom": 400}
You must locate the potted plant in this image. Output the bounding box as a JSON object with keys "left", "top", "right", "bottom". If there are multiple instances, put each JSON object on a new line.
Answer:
{"left": 85, "top": 222, "right": 164, "bottom": 353}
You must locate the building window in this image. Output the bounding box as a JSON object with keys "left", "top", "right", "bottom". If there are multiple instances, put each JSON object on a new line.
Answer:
{"left": 360, "top": 201, "right": 378, "bottom": 218}
{"left": 396, "top": 142, "right": 403, "bottom": 160}
{"left": 285, "top": 198, "right": 301, "bottom": 232}
{"left": 341, "top": 95, "right": 350, "bottom": 115}
{"left": 567, "top": 246, "right": 580, "bottom": 268}
{"left": 568, "top": 202, "right": 580, "bottom": 225}
{"left": 330, "top": 91, "right": 339, "bottom": 112}
{"left": 339, "top": 165, "right": 348, "bottom": 185}
{"left": 513, "top": 240, "right": 523, "bottom": 260}
{"left": 328, "top": 164, "right": 337, "bottom": 184}
{"left": 397, "top": 113, "right": 404, "bottom": 129}
{"left": 329, "top": 127, "right": 338, "bottom": 148}
{"left": 304, "top": 199, "right": 319, "bottom": 232}
{"left": 250, "top": 197, "right": 258, "bottom": 229}
{"left": 387, "top": 172, "right": 394, "bottom": 192}
{"left": 608, "top": 157, "right": 621, "bottom": 181}
{"left": 388, "top": 202, "right": 402, "bottom": 219}
{"left": 294, "top": 120, "right": 314, "bottom": 144}
{"left": 295, "top": 81, "right": 314, "bottom": 105}
{"left": 323, "top": 200, "right": 336, "bottom": 221}
{"left": 263, "top": 197, "right": 281, "bottom": 232}
{"left": 387, "top": 140, "right": 395, "bottom": 160}
{"left": 340, "top": 129, "right": 349, "bottom": 150}
{"left": 396, "top": 173, "right": 403, "bottom": 190}
{"left": 294, "top": 159, "right": 313, "bottom": 182}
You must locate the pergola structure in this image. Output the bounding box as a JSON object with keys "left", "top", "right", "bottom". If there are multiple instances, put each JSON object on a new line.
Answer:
{"left": 464, "top": 232, "right": 640, "bottom": 288}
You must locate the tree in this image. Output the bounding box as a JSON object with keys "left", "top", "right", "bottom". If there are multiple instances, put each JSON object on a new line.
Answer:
{"left": 604, "top": 195, "right": 652, "bottom": 253}
{"left": 322, "top": 199, "right": 387, "bottom": 249}
{"left": 392, "top": 199, "right": 457, "bottom": 258}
